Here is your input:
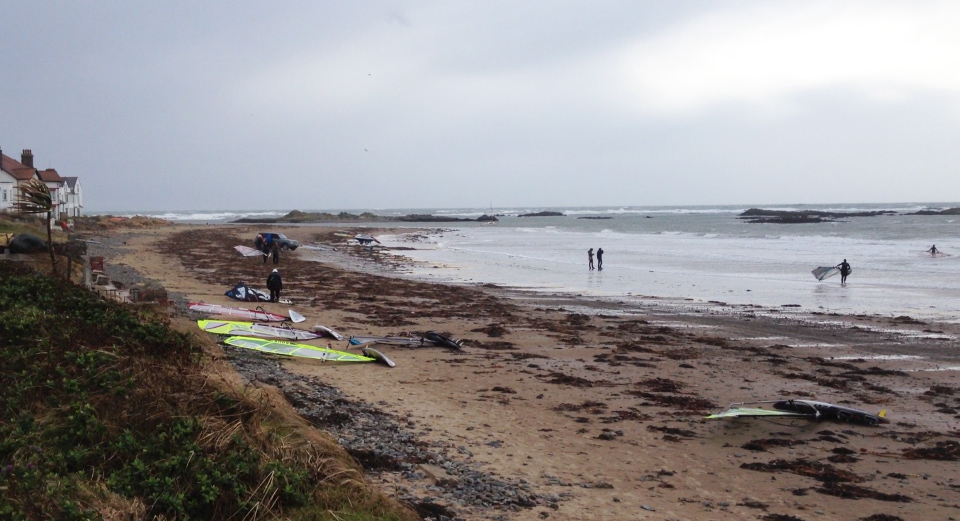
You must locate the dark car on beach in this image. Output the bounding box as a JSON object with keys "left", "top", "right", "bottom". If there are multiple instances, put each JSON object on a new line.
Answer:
{"left": 254, "top": 232, "right": 299, "bottom": 251}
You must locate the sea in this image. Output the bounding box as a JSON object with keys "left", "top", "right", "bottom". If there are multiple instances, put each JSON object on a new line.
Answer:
{"left": 111, "top": 203, "right": 960, "bottom": 323}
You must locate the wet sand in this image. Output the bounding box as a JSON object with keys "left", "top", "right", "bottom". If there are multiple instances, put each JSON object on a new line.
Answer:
{"left": 98, "top": 224, "right": 959, "bottom": 521}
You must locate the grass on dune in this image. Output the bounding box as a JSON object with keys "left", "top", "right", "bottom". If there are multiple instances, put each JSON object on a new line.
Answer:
{"left": 0, "top": 261, "right": 416, "bottom": 521}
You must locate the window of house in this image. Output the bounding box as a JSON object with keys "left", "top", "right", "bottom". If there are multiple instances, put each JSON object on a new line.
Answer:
{"left": 2, "top": 189, "right": 6, "bottom": 202}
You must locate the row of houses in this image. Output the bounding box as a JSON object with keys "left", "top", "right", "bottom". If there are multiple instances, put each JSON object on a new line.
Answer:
{"left": 0, "top": 147, "right": 83, "bottom": 220}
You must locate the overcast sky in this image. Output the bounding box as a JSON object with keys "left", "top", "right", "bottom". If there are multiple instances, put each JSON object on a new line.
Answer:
{"left": 3, "top": 1, "right": 959, "bottom": 212}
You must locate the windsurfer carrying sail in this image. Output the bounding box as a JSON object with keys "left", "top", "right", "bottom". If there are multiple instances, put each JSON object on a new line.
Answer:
{"left": 266, "top": 269, "right": 283, "bottom": 302}
{"left": 836, "top": 259, "right": 851, "bottom": 285}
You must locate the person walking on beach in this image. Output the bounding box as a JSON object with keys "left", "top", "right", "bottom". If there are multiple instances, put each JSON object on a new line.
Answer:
{"left": 596, "top": 247, "right": 604, "bottom": 270}
{"left": 588, "top": 248, "right": 595, "bottom": 270}
{"left": 837, "top": 259, "right": 851, "bottom": 285}
{"left": 261, "top": 235, "right": 270, "bottom": 264}
{"left": 266, "top": 269, "right": 282, "bottom": 302}
{"left": 271, "top": 241, "right": 280, "bottom": 265}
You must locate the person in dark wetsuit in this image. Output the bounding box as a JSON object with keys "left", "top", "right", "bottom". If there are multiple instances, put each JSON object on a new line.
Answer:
{"left": 927, "top": 245, "right": 940, "bottom": 255}
{"left": 261, "top": 236, "right": 271, "bottom": 264}
{"left": 587, "top": 248, "right": 594, "bottom": 270}
{"left": 266, "top": 269, "right": 282, "bottom": 302}
{"left": 596, "top": 248, "right": 604, "bottom": 270}
{"left": 837, "top": 259, "right": 851, "bottom": 285}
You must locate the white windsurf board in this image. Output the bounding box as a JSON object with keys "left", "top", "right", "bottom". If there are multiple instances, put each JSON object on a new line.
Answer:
{"left": 361, "top": 347, "right": 396, "bottom": 367}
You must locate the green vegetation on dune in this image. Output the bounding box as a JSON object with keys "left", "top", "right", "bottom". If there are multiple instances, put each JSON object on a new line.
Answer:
{"left": 0, "top": 261, "right": 414, "bottom": 521}
{"left": 0, "top": 215, "right": 49, "bottom": 239}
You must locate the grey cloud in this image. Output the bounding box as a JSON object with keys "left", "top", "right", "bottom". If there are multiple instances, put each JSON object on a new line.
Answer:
{"left": 1, "top": 1, "right": 957, "bottom": 211}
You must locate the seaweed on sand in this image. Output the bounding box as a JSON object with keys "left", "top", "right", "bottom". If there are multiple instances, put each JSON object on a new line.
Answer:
{"left": 540, "top": 371, "right": 612, "bottom": 388}
{"left": 740, "top": 459, "right": 861, "bottom": 483}
{"left": 902, "top": 440, "right": 959, "bottom": 461}
{"left": 741, "top": 439, "right": 807, "bottom": 452}
{"left": 626, "top": 391, "right": 717, "bottom": 411}
{"left": 635, "top": 377, "right": 686, "bottom": 393}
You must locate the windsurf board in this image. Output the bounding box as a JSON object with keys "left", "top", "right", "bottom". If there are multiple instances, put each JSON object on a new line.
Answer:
{"left": 197, "top": 320, "right": 321, "bottom": 340}
{"left": 361, "top": 347, "right": 396, "bottom": 367}
{"left": 422, "top": 331, "right": 463, "bottom": 350}
{"left": 773, "top": 399, "right": 887, "bottom": 426}
{"left": 223, "top": 336, "right": 375, "bottom": 363}
{"left": 189, "top": 302, "right": 287, "bottom": 322}
{"left": 313, "top": 325, "right": 345, "bottom": 341}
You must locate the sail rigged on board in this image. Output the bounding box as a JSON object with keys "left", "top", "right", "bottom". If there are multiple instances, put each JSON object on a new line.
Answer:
{"left": 223, "top": 336, "right": 375, "bottom": 362}
{"left": 198, "top": 320, "right": 320, "bottom": 340}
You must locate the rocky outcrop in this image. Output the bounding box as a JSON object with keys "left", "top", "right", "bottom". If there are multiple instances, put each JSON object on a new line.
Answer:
{"left": 908, "top": 207, "right": 960, "bottom": 215}
{"left": 518, "top": 211, "right": 564, "bottom": 217}
{"left": 739, "top": 208, "right": 896, "bottom": 224}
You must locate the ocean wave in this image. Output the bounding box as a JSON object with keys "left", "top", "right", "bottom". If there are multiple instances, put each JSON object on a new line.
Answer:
{"left": 117, "top": 211, "right": 287, "bottom": 222}
{"left": 108, "top": 203, "right": 960, "bottom": 222}
{"left": 561, "top": 207, "right": 747, "bottom": 215}
{"left": 749, "top": 204, "right": 952, "bottom": 213}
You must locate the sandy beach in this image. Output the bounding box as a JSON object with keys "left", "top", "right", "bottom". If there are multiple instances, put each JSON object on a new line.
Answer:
{"left": 88, "top": 224, "right": 959, "bottom": 521}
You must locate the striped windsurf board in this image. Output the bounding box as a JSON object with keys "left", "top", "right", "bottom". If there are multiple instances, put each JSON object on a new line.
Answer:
{"left": 189, "top": 302, "right": 288, "bottom": 322}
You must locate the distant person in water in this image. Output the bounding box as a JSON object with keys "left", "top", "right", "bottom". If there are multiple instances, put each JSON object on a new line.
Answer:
{"left": 597, "top": 248, "right": 604, "bottom": 270}
{"left": 927, "top": 245, "right": 940, "bottom": 255}
{"left": 587, "top": 248, "right": 595, "bottom": 270}
{"left": 837, "top": 259, "right": 851, "bottom": 285}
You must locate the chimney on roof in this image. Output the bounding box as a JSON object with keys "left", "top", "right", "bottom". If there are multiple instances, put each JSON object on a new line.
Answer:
{"left": 21, "top": 149, "right": 33, "bottom": 168}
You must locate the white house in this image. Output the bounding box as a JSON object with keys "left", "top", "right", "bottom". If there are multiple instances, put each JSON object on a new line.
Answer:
{"left": 38, "top": 168, "right": 65, "bottom": 219}
{"left": 0, "top": 148, "right": 83, "bottom": 219}
{"left": 0, "top": 148, "right": 40, "bottom": 213}
{"left": 61, "top": 177, "right": 83, "bottom": 217}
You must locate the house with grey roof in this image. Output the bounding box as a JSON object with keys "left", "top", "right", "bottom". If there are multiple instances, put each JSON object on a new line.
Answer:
{"left": 61, "top": 177, "right": 83, "bottom": 218}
